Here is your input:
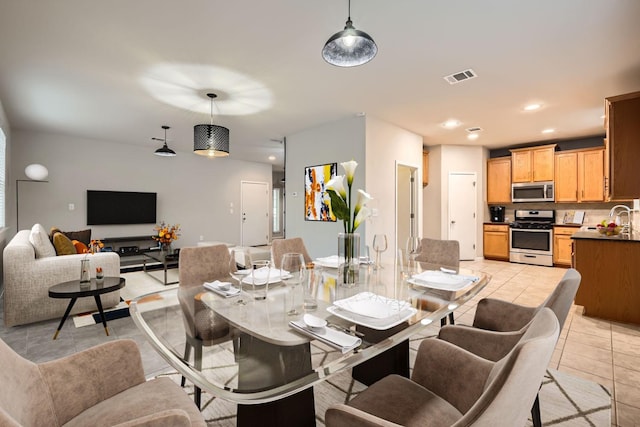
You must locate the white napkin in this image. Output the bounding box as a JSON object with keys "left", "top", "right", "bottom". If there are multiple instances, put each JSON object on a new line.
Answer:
{"left": 410, "top": 270, "right": 478, "bottom": 291}
{"left": 333, "top": 292, "right": 411, "bottom": 319}
{"left": 314, "top": 255, "right": 341, "bottom": 268}
{"left": 203, "top": 280, "right": 240, "bottom": 297}
{"left": 289, "top": 320, "right": 361, "bottom": 354}
{"left": 241, "top": 267, "right": 288, "bottom": 284}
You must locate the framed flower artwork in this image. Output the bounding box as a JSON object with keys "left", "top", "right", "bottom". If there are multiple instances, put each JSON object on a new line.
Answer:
{"left": 304, "top": 163, "right": 337, "bottom": 222}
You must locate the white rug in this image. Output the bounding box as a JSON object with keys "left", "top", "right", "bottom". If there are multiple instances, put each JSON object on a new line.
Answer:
{"left": 72, "top": 269, "right": 179, "bottom": 327}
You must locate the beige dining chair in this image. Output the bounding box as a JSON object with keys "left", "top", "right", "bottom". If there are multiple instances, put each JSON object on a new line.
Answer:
{"left": 414, "top": 237, "right": 460, "bottom": 325}
{"left": 0, "top": 338, "right": 206, "bottom": 426}
{"left": 325, "top": 308, "right": 559, "bottom": 427}
{"left": 439, "top": 268, "right": 581, "bottom": 427}
{"left": 271, "top": 237, "right": 313, "bottom": 267}
{"left": 178, "top": 244, "right": 235, "bottom": 409}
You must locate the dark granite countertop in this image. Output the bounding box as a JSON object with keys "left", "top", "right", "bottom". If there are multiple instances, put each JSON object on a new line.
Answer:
{"left": 571, "top": 230, "right": 640, "bottom": 242}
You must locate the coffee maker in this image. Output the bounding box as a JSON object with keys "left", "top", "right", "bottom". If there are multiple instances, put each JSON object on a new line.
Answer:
{"left": 490, "top": 206, "right": 505, "bottom": 223}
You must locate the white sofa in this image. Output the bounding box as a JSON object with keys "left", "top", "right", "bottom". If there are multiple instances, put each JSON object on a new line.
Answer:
{"left": 3, "top": 228, "right": 121, "bottom": 327}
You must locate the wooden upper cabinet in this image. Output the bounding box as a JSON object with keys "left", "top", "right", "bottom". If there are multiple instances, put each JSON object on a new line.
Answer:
{"left": 487, "top": 157, "right": 511, "bottom": 204}
{"left": 606, "top": 91, "right": 640, "bottom": 200}
{"left": 510, "top": 144, "right": 556, "bottom": 183}
{"left": 554, "top": 148, "right": 604, "bottom": 203}
{"left": 422, "top": 151, "right": 429, "bottom": 187}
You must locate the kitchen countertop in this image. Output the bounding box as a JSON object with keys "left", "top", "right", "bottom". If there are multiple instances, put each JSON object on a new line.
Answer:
{"left": 571, "top": 230, "right": 640, "bottom": 242}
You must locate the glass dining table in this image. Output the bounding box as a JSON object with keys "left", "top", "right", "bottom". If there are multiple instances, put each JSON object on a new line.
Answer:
{"left": 129, "top": 259, "right": 490, "bottom": 427}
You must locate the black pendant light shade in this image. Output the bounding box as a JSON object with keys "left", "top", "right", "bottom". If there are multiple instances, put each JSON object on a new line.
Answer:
{"left": 154, "top": 125, "right": 176, "bottom": 157}
{"left": 322, "top": 1, "right": 377, "bottom": 67}
{"left": 194, "top": 93, "right": 230, "bottom": 157}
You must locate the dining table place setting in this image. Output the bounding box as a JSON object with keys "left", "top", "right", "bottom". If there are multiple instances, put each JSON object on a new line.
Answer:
{"left": 407, "top": 268, "right": 480, "bottom": 291}
{"left": 326, "top": 292, "right": 418, "bottom": 330}
{"left": 313, "top": 255, "right": 373, "bottom": 269}
{"left": 240, "top": 267, "right": 291, "bottom": 284}
{"left": 289, "top": 313, "right": 362, "bottom": 354}
{"left": 203, "top": 280, "right": 241, "bottom": 298}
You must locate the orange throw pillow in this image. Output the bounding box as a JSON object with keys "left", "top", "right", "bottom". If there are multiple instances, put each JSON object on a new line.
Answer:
{"left": 72, "top": 240, "right": 89, "bottom": 254}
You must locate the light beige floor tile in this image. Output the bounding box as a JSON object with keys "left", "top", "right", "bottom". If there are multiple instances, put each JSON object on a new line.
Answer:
{"left": 559, "top": 351, "right": 614, "bottom": 380}
{"left": 615, "top": 401, "right": 640, "bottom": 427}
{"left": 615, "top": 381, "right": 640, "bottom": 411}
{"left": 562, "top": 339, "right": 613, "bottom": 365}
{"left": 612, "top": 351, "right": 640, "bottom": 372}
{"left": 557, "top": 365, "right": 614, "bottom": 392}
{"left": 614, "top": 364, "right": 640, "bottom": 388}
{"left": 566, "top": 329, "right": 613, "bottom": 350}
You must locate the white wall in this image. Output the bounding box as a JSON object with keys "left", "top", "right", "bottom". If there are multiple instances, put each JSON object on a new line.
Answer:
{"left": 11, "top": 130, "right": 272, "bottom": 248}
{"left": 365, "top": 117, "right": 423, "bottom": 259}
{"left": 285, "top": 116, "right": 366, "bottom": 258}
{"left": 0, "top": 100, "right": 11, "bottom": 289}
{"left": 423, "top": 145, "right": 442, "bottom": 238}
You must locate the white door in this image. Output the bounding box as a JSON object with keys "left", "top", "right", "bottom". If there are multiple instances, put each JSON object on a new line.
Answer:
{"left": 448, "top": 172, "right": 477, "bottom": 260}
{"left": 241, "top": 181, "right": 270, "bottom": 246}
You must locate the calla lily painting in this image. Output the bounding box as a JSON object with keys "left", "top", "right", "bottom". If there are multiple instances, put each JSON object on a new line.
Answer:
{"left": 304, "top": 163, "right": 338, "bottom": 222}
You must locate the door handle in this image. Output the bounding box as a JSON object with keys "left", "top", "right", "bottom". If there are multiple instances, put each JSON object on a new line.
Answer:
{"left": 451, "top": 220, "right": 456, "bottom": 224}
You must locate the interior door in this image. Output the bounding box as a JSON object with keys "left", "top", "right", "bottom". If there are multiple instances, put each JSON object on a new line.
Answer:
{"left": 448, "top": 172, "right": 477, "bottom": 260}
{"left": 241, "top": 181, "right": 270, "bottom": 246}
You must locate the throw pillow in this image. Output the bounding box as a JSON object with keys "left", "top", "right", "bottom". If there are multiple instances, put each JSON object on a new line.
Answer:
{"left": 53, "top": 232, "right": 77, "bottom": 256}
{"left": 72, "top": 240, "right": 89, "bottom": 254}
{"left": 62, "top": 229, "right": 91, "bottom": 246}
{"left": 49, "top": 227, "right": 62, "bottom": 242}
{"left": 29, "top": 224, "right": 57, "bottom": 258}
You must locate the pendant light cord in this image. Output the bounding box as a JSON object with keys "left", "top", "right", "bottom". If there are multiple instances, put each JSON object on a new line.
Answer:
{"left": 348, "top": 0, "right": 351, "bottom": 20}
{"left": 210, "top": 96, "right": 214, "bottom": 126}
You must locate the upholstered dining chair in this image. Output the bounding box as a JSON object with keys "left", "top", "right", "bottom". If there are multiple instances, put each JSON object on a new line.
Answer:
{"left": 178, "top": 244, "right": 235, "bottom": 409}
{"left": 271, "top": 237, "right": 313, "bottom": 268}
{"left": 438, "top": 268, "right": 581, "bottom": 427}
{"left": 414, "top": 237, "right": 460, "bottom": 325}
{"left": 325, "top": 308, "right": 559, "bottom": 427}
{"left": 0, "top": 338, "right": 206, "bottom": 426}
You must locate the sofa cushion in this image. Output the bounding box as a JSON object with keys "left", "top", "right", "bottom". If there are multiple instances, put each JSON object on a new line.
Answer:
{"left": 52, "top": 232, "right": 77, "bottom": 256}
{"left": 63, "top": 229, "right": 92, "bottom": 246}
{"left": 29, "top": 224, "right": 56, "bottom": 258}
{"left": 72, "top": 240, "right": 89, "bottom": 254}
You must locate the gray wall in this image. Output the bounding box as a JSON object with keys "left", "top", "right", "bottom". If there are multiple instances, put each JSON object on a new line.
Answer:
{"left": 10, "top": 130, "right": 272, "bottom": 248}
{"left": 0, "top": 100, "right": 10, "bottom": 291}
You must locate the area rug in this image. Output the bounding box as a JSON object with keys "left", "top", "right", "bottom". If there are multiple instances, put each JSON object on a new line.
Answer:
{"left": 72, "top": 270, "right": 179, "bottom": 328}
{"left": 157, "top": 367, "right": 610, "bottom": 426}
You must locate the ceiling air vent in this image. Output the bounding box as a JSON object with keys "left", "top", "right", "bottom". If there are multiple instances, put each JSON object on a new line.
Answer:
{"left": 443, "top": 69, "right": 477, "bottom": 85}
{"left": 466, "top": 127, "right": 483, "bottom": 133}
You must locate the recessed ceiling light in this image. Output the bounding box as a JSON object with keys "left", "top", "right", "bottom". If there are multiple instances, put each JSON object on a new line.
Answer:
{"left": 542, "top": 128, "right": 555, "bottom": 134}
{"left": 467, "top": 133, "right": 479, "bottom": 140}
{"left": 524, "top": 103, "right": 542, "bottom": 111}
{"left": 268, "top": 155, "right": 276, "bottom": 161}
{"left": 442, "top": 119, "right": 461, "bottom": 129}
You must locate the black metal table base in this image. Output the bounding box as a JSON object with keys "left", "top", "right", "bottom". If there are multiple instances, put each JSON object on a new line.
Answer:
{"left": 352, "top": 323, "right": 410, "bottom": 386}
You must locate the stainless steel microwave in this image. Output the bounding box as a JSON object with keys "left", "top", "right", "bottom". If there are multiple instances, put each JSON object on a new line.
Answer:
{"left": 511, "top": 181, "right": 554, "bottom": 202}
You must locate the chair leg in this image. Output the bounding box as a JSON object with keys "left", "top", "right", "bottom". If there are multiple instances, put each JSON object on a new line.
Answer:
{"left": 440, "top": 317, "right": 447, "bottom": 327}
{"left": 194, "top": 341, "right": 203, "bottom": 410}
{"left": 181, "top": 340, "right": 192, "bottom": 387}
{"left": 531, "top": 392, "right": 542, "bottom": 427}
{"left": 448, "top": 312, "right": 455, "bottom": 325}
{"left": 440, "top": 312, "right": 455, "bottom": 326}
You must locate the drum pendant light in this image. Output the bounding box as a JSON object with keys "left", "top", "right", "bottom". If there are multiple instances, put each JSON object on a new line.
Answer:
{"left": 194, "top": 93, "right": 230, "bottom": 157}
{"left": 322, "top": 0, "right": 377, "bottom": 67}
{"left": 154, "top": 125, "right": 177, "bottom": 157}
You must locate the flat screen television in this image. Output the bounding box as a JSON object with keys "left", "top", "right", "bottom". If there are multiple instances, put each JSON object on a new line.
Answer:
{"left": 87, "top": 190, "right": 157, "bottom": 225}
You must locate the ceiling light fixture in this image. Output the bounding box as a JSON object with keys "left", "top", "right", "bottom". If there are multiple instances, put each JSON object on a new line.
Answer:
{"left": 467, "top": 133, "right": 480, "bottom": 141}
{"left": 524, "top": 103, "right": 542, "bottom": 111}
{"left": 194, "top": 93, "right": 230, "bottom": 158}
{"left": 268, "top": 155, "right": 276, "bottom": 161}
{"left": 153, "top": 125, "right": 177, "bottom": 157}
{"left": 442, "top": 119, "right": 461, "bottom": 129}
{"left": 322, "top": 0, "right": 377, "bottom": 67}
{"left": 542, "top": 128, "right": 555, "bottom": 134}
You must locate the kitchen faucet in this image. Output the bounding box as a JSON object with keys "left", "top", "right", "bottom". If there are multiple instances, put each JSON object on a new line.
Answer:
{"left": 609, "top": 205, "right": 632, "bottom": 236}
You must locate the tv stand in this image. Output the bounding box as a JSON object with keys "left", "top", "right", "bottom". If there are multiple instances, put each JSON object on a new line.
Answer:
{"left": 100, "top": 235, "right": 160, "bottom": 272}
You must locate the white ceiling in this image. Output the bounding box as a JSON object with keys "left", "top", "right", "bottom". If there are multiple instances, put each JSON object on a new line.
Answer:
{"left": 1, "top": 0, "right": 640, "bottom": 170}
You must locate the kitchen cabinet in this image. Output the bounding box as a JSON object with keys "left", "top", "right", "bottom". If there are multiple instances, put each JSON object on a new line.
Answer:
{"left": 487, "top": 157, "right": 511, "bottom": 204}
{"left": 422, "top": 151, "right": 429, "bottom": 187}
{"left": 554, "top": 148, "right": 605, "bottom": 202}
{"left": 510, "top": 144, "right": 556, "bottom": 183}
{"left": 553, "top": 226, "right": 577, "bottom": 266}
{"left": 483, "top": 224, "right": 509, "bottom": 261}
{"left": 605, "top": 91, "right": 640, "bottom": 200}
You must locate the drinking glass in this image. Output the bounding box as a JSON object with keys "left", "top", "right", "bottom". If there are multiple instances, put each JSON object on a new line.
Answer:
{"left": 372, "top": 234, "right": 388, "bottom": 270}
{"left": 281, "top": 253, "right": 306, "bottom": 315}
{"left": 405, "top": 236, "right": 422, "bottom": 261}
{"left": 229, "top": 248, "right": 252, "bottom": 305}
{"left": 250, "top": 260, "right": 272, "bottom": 300}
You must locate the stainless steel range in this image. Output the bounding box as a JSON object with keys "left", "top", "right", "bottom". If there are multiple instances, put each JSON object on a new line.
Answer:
{"left": 509, "top": 210, "right": 555, "bottom": 266}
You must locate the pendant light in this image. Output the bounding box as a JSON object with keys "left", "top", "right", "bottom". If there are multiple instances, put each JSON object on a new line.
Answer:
{"left": 153, "top": 125, "right": 177, "bottom": 157}
{"left": 194, "top": 93, "right": 230, "bottom": 157}
{"left": 322, "top": 0, "right": 377, "bottom": 67}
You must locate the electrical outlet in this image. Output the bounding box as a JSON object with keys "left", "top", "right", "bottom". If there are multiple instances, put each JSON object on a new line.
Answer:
{"left": 199, "top": 235, "right": 204, "bottom": 241}
{"left": 68, "top": 203, "right": 75, "bottom": 211}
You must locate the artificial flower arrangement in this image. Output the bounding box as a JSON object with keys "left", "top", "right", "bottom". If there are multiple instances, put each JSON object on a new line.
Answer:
{"left": 325, "top": 160, "right": 373, "bottom": 233}
{"left": 88, "top": 239, "right": 104, "bottom": 254}
{"left": 153, "top": 222, "right": 181, "bottom": 245}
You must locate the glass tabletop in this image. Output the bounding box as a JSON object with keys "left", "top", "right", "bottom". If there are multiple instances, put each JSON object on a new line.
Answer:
{"left": 143, "top": 250, "right": 179, "bottom": 264}
{"left": 129, "top": 260, "right": 489, "bottom": 404}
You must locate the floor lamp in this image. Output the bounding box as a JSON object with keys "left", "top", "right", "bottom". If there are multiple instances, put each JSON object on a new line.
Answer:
{"left": 16, "top": 163, "right": 49, "bottom": 231}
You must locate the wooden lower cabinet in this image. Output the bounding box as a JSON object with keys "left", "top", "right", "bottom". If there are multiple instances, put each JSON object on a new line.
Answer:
{"left": 553, "top": 226, "right": 577, "bottom": 267}
{"left": 483, "top": 224, "right": 509, "bottom": 261}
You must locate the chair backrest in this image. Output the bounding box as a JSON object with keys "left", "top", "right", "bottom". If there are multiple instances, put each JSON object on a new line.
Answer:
{"left": 271, "top": 238, "right": 312, "bottom": 267}
{"left": 456, "top": 308, "right": 559, "bottom": 426}
{"left": 178, "top": 245, "right": 231, "bottom": 288}
{"left": 415, "top": 238, "right": 460, "bottom": 268}
{"left": 540, "top": 268, "right": 581, "bottom": 331}
{"left": 0, "top": 338, "right": 58, "bottom": 426}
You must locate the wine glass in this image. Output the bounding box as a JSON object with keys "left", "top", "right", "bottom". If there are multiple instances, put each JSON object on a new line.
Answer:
{"left": 281, "top": 253, "right": 306, "bottom": 315}
{"left": 405, "top": 236, "right": 422, "bottom": 261}
{"left": 229, "top": 248, "right": 252, "bottom": 305}
{"left": 372, "top": 234, "right": 388, "bottom": 270}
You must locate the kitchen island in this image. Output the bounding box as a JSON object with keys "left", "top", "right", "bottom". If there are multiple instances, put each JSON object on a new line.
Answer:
{"left": 572, "top": 231, "right": 640, "bottom": 325}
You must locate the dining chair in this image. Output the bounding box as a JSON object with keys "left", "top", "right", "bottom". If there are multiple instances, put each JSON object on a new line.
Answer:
{"left": 0, "top": 337, "right": 206, "bottom": 426}
{"left": 439, "top": 268, "right": 581, "bottom": 427}
{"left": 178, "top": 244, "right": 235, "bottom": 409}
{"left": 414, "top": 237, "right": 460, "bottom": 326}
{"left": 325, "top": 308, "right": 559, "bottom": 427}
{"left": 271, "top": 237, "right": 313, "bottom": 267}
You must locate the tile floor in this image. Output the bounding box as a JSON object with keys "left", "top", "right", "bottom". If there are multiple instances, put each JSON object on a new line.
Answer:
{"left": 1, "top": 259, "right": 638, "bottom": 426}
